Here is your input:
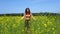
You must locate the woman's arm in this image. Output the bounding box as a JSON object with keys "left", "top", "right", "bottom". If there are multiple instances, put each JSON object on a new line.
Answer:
{"left": 31, "top": 13, "right": 36, "bottom": 20}
{"left": 21, "top": 13, "right": 25, "bottom": 20}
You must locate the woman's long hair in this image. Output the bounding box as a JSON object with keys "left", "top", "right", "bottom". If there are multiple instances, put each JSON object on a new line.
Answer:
{"left": 25, "top": 8, "right": 31, "bottom": 14}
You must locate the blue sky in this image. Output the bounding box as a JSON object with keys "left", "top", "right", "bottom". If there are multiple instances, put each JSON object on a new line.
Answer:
{"left": 0, "top": 0, "right": 60, "bottom": 14}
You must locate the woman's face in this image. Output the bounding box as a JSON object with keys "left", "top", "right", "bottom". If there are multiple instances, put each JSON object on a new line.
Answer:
{"left": 27, "top": 9, "right": 29, "bottom": 12}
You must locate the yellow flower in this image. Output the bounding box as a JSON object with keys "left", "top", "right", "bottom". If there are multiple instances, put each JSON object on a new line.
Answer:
{"left": 52, "top": 28, "right": 55, "bottom": 30}
{"left": 44, "top": 24, "right": 47, "bottom": 27}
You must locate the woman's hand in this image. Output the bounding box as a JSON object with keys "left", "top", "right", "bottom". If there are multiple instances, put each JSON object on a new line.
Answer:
{"left": 20, "top": 16, "right": 24, "bottom": 21}
{"left": 31, "top": 16, "right": 36, "bottom": 20}
{"left": 33, "top": 17, "right": 36, "bottom": 21}
{"left": 20, "top": 13, "right": 25, "bottom": 20}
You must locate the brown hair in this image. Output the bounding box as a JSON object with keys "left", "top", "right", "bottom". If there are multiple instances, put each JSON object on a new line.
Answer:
{"left": 25, "top": 8, "right": 31, "bottom": 14}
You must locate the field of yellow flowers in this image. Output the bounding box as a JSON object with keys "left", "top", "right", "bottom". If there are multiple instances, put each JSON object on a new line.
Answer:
{"left": 0, "top": 15, "right": 60, "bottom": 34}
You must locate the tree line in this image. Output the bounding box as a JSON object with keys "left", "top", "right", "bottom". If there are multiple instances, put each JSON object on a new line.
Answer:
{"left": 0, "top": 13, "right": 60, "bottom": 16}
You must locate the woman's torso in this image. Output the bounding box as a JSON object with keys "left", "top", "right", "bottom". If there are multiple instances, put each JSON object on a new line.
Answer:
{"left": 25, "top": 14, "right": 31, "bottom": 21}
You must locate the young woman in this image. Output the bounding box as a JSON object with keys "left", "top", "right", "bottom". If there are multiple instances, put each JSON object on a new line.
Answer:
{"left": 21, "top": 8, "right": 35, "bottom": 34}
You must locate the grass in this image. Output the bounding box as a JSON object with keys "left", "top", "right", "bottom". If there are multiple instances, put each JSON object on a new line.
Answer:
{"left": 0, "top": 15, "right": 60, "bottom": 34}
